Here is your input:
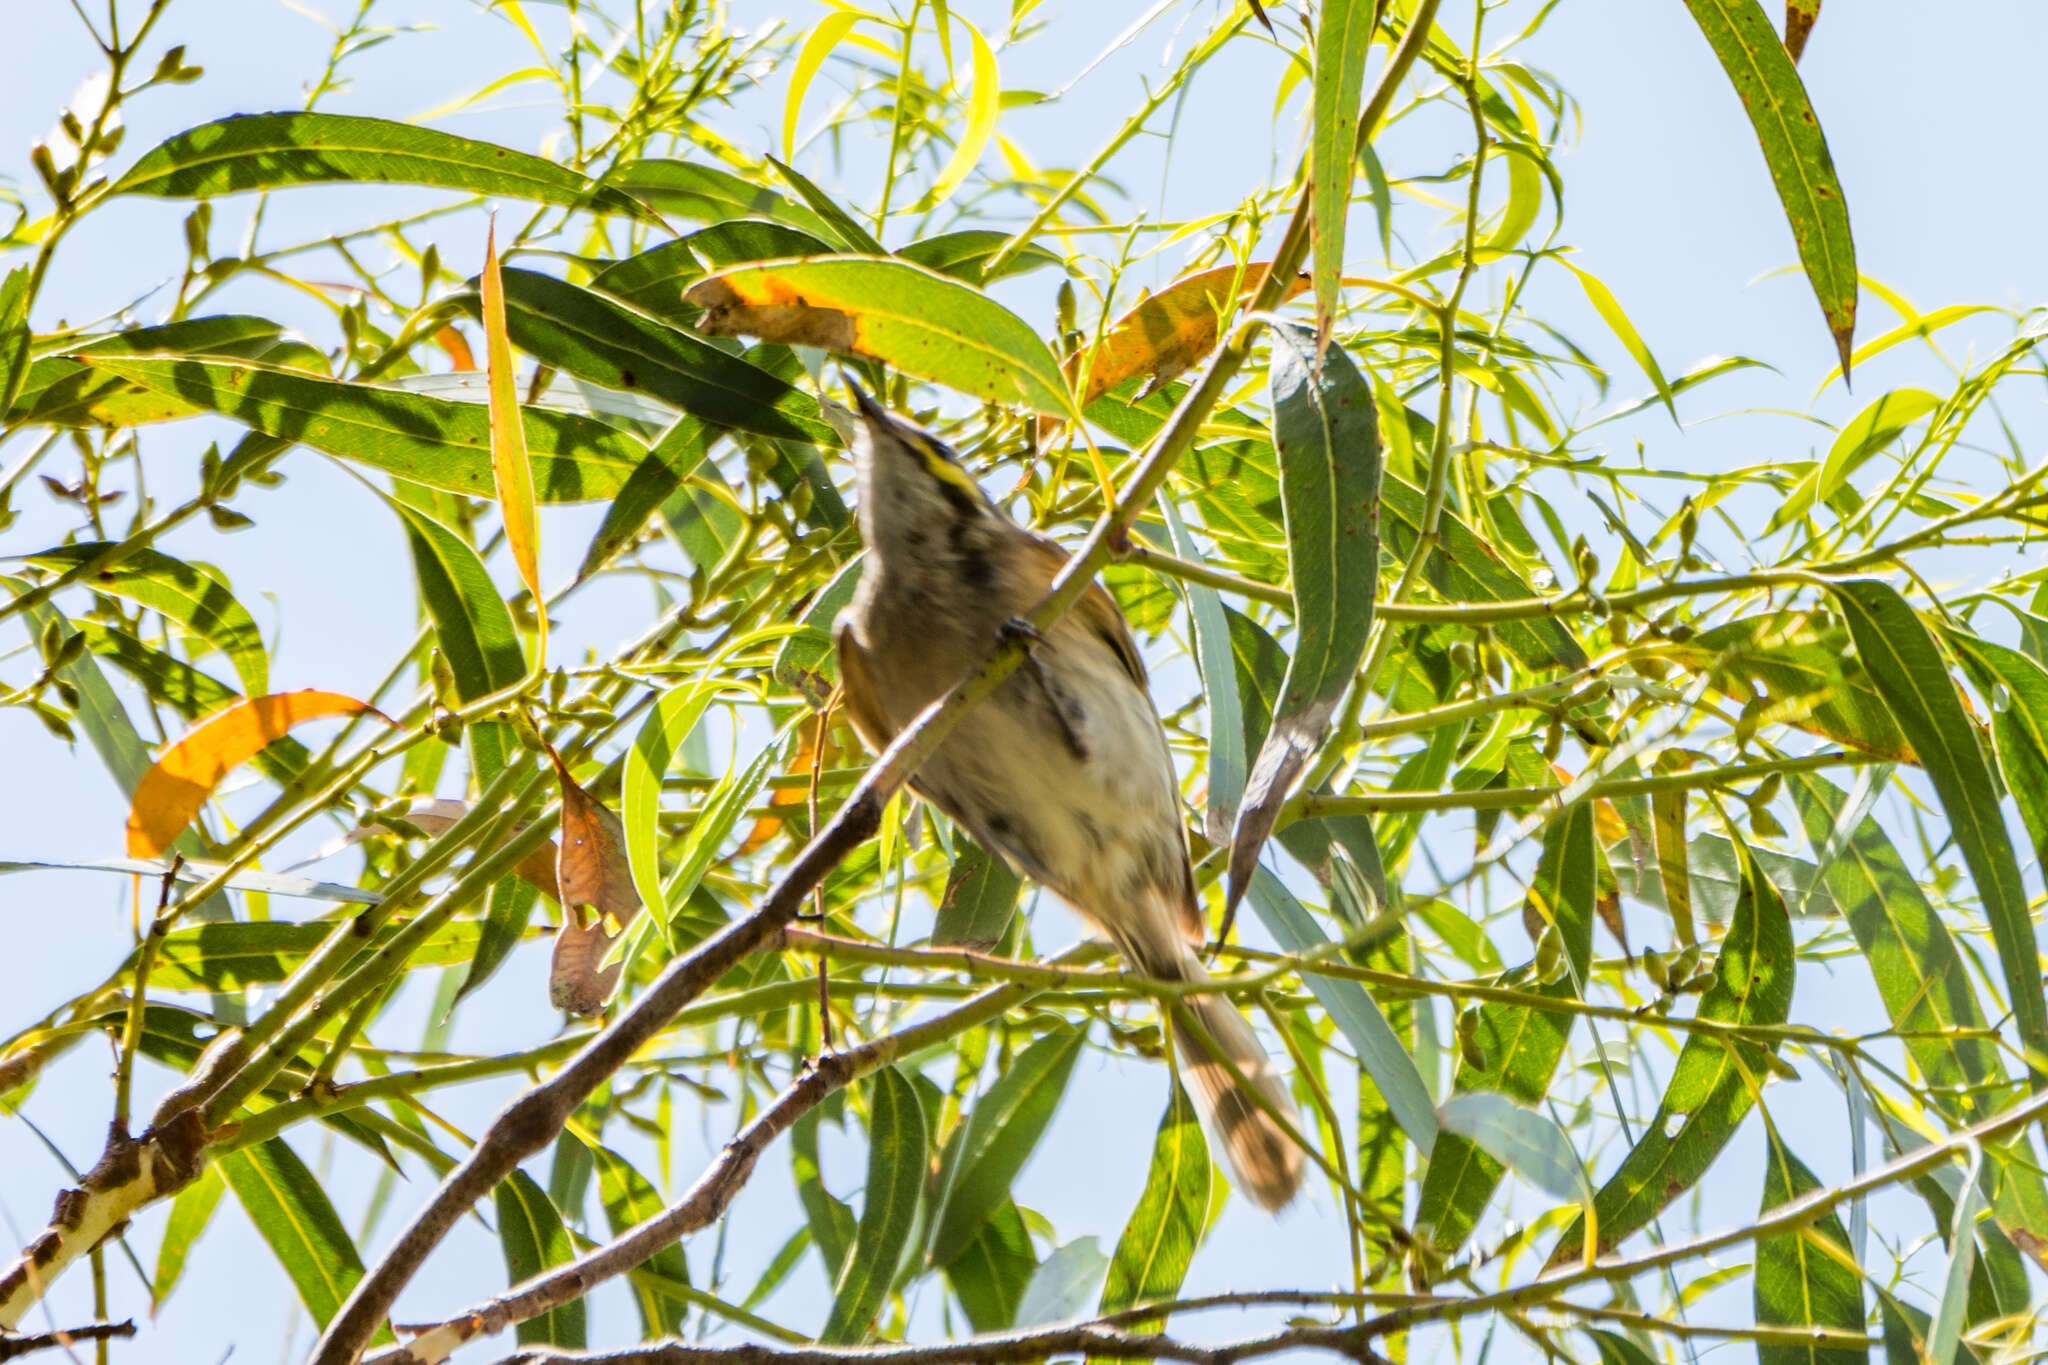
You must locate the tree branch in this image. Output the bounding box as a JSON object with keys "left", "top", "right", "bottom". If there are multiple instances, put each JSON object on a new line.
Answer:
{"left": 364, "top": 968, "right": 1064, "bottom": 1364}
{"left": 0, "top": 1319, "right": 137, "bottom": 1362}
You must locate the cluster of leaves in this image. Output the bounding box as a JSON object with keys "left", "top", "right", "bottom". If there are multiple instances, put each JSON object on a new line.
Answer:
{"left": 1, "top": 1, "right": 2046, "bottom": 1363}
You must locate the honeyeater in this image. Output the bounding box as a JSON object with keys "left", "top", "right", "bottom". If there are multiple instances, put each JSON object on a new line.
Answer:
{"left": 829, "top": 382, "right": 1304, "bottom": 1210}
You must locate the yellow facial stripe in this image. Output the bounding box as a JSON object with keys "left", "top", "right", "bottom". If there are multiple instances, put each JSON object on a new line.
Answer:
{"left": 914, "top": 436, "right": 981, "bottom": 496}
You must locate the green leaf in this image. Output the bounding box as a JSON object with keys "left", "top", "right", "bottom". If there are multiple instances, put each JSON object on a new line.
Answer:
{"left": 489, "top": 267, "right": 839, "bottom": 445}
{"left": 1435, "top": 1092, "right": 1588, "bottom": 1205}
{"left": 1244, "top": 867, "right": 1436, "bottom": 1153}
{"left": 493, "top": 1169, "right": 587, "bottom": 1347}
{"left": 602, "top": 160, "right": 837, "bottom": 238}
{"left": 1098, "top": 1082, "right": 1210, "bottom": 1323}
{"left": 658, "top": 727, "right": 792, "bottom": 935}
{"left": 463, "top": 873, "right": 540, "bottom": 1006}
{"left": 1927, "top": 1146, "right": 1987, "bottom": 1365}
{"left": 114, "top": 111, "right": 626, "bottom": 211}
{"left": 392, "top": 502, "right": 524, "bottom": 784}
{"left": 1754, "top": 1128, "right": 1864, "bottom": 1365}
{"left": 1560, "top": 260, "right": 1675, "bottom": 422}
{"left": 1227, "top": 327, "right": 1382, "bottom": 910}
{"left": 0, "top": 267, "right": 30, "bottom": 409}
{"left": 14, "top": 316, "right": 288, "bottom": 426}
{"left": 933, "top": 837, "right": 1025, "bottom": 950}
{"left": 1681, "top": 0, "right": 1857, "bottom": 369}
{"left": 896, "top": 230, "right": 1063, "bottom": 287}
{"left": 765, "top": 155, "right": 890, "bottom": 254}
{"left": 1549, "top": 833, "right": 1794, "bottom": 1264}
{"left": 1015, "top": 1236, "right": 1108, "bottom": 1328}
{"left": 22, "top": 543, "right": 269, "bottom": 695}
{"left": 622, "top": 680, "right": 727, "bottom": 923}
{"left": 1586, "top": 1328, "right": 1661, "bottom": 1365}
{"left": 1815, "top": 387, "right": 1940, "bottom": 500}
{"left": 1674, "top": 613, "right": 1913, "bottom": 762}
{"left": 929, "top": 1026, "right": 1085, "bottom": 1268}
{"left": 1309, "top": 0, "right": 1373, "bottom": 332}
{"left": 219, "top": 1138, "right": 382, "bottom": 1336}
{"left": 1834, "top": 580, "right": 2048, "bottom": 1077}
{"left": 1418, "top": 803, "right": 1594, "bottom": 1252}
{"left": 1787, "top": 774, "right": 2006, "bottom": 1122}
{"left": 821, "top": 1067, "right": 926, "bottom": 1343}
{"left": 944, "top": 1197, "right": 1037, "bottom": 1332}
{"left": 772, "top": 556, "right": 863, "bottom": 710}
{"left": 134, "top": 919, "right": 492, "bottom": 991}
{"left": 153, "top": 1164, "right": 224, "bottom": 1307}
{"left": 1162, "top": 501, "right": 1244, "bottom": 841}
{"left": 590, "top": 1143, "right": 690, "bottom": 1337}
{"left": 1945, "top": 629, "right": 2048, "bottom": 917}
{"left": 793, "top": 1106, "right": 857, "bottom": 1283}
{"left": 577, "top": 418, "right": 713, "bottom": 580}
{"left": 686, "top": 257, "right": 1072, "bottom": 416}
{"left": 75, "top": 356, "right": 647, "bottom": 503}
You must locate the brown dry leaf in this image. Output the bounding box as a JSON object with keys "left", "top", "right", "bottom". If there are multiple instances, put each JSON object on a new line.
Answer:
{"left": 394, "top": 798, "right": 561, "bottom": 901}
{"left": 687, "top": 276, "right": 857, "bottom": 352}
{"left": 127, "top": 690, "right": 379, "bottom": 857}
{"left": 1074, "top": 262, "right": 1309, "bottom": 407}
{"left": 550, "top": 750, "right": 642, "bottom": 1016}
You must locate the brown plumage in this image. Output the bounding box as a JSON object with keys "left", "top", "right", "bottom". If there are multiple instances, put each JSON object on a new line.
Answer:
{"left": 830, "top": 383, "right": 1304, "bottom": 1211}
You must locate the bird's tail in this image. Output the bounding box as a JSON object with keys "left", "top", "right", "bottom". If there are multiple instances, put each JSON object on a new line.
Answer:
{"left": 1117, "top": 919, "right": 1305, "bottom": 1211}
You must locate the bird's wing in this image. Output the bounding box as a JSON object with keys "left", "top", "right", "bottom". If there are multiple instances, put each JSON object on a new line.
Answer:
{"left": 832, "top": 614, "right": 894, "bottom": 752}
{"left": 1018, "top": 532, "right": 1148, "bottom": 688}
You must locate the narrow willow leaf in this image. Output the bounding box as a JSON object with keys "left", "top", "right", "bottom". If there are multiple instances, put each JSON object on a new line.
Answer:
{"left": 393, "top": 502, "right": 524, "bottom": 783}
{"left": 686, "top": 257, "right": 1071, "bottom": 416}
{"left": 493, "top": 1170, "right": 587, "bottom": 1347}
{"left": 1246, "top": 867, "right": 1435, "bottom": 1152}
{"left": 1549, "top": 833, "right": 1794, "bottom": 1265}
{"left": 577, "top": 419, "right": 713, "bottom": 580}
{"left": 1560, "top": 260, "right": 1675, "bottom": 422}
{"left": 1418, "top": 804, "right": 1593, "bottom": 1251}
{"left": 133, "top": 919, "right": 491, "bottom": 991}
{"left": 622, "top": 681, "right": 727, "bottom": 920}
{"left": 1163, "top": 491, "right": 1244, "bottom": 843}
{"left": 944, "top": 1197, "right": 1036, "bottom": 1332}
{"left": 1814, "top": 387, "right": 1939, "bottom": 501}
{"left": 492, "top": 267, "right": 839, "bottom": 445}
{"left": 933, "top": 837, "right": 1024, "bottom": 950}
{"left": 1784, "top": 0, "right": 1821, "bottom": 61}
{"left": 793, "top": 1107, "right": 857, "bottom": 1282}
{"left": 480, "top": 223, "right": 544, "bottom": 666}
{"left": 1754, "top": 1128, "right": 1864, "bottom": 1365}
{"left": 1671, "top": 613, "right": 1912, "bottom": 763}
{"left": 1098, "top": 1082, "right": 1210, "bottom": 1325}
{"left": 1436, "top": 1092, "right": 1588, "bottom": 1204}
{"left": 0, "top": 267, "right": 29, "bottom": 408}
{"left": 1945, "top": 630, "right": 2048, "bottom": 911}
{"left": 1926, "top": 1145, "right": 1986, "bottom": 1365}
{"left": 771, "top": 556, "right": 863, "bottom": 710}
{"left": 1787, "top": 775, "right": 2005, "bottom": 1122}
{"left": 115, "top": 111, "right": 626, "bottom": 212}
{"left": 1227, "top": 327, "right": 1381, "bottom": 914}
{"left": 1586, "top": 1329, "right": 1661, "bottom": 1365}
{"left": 764, "top": 155, "right": 890, "bottom": 254}
{"left": 821, "top": 1067, "right": 926, "bottom": 1343}
{"left": 153, "top": 1164, "right": 224, "bottom": 1307}
{"left": 22, "top": 543, "right": 269, "bottom": 695}
{"left": 219, "top": 1139, "right": 382, "bottom": 1336}
{"left": 127, "top": 691, "right": 375, "bottom": 857}
{"left": 929, "top": 1026, "right": 1085, "bottom": 1267}
{"left": 18, "top": 315, "right": 287, "bottom": 427}
{"left": 603, "top": 159, "right": 837, "bottom": 239}
{"left": 896, "top": 230, "right": 1062, "bottom": 287}
{"left": 1681, "top": 0, "right": 1857, "bottom": 369}
{"left": 783, "top": 11, "right": 866, "bottom": 163}
{"left": 657, "top": 726, "right": 792, "bottom": 933}
{"left": 0, "top": 856, "right": 377, "bottom": 904}
{"left": 1652, "top": 790, "right": 1694, "bottom": 945}
{"left": 76, "top": 356, "right": 648, "bottom": 502}
{"left": 462, "top": 873, "right": 539, "bottom": 1006}
{"left": 591, "top": 1143, "right": 691, "bottom": 1337}
{"left": 1014, "top": 1236, "right": 1108, "bottom": 1328}
{"left": 915, "top": 13, "right": 999, "bottom": 210}
{"left": 1835, "top": 580, "right": 2048, "bottom": 1075}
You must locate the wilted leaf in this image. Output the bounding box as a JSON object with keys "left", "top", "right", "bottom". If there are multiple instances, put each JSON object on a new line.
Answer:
{"left": 1078, "top": 263, "right": 1308, "bottom": 408}
{"left": 480, "top": 223, "right": 544, "bottom": 664}
{"left": 127, "top": 690, "right": 376, "bottom": 857}
{"left": 550, "top": 750, "right": 642, "bottom": 1014}
{"left": 686, "top": 257, "right": 1071, "bottom": 416}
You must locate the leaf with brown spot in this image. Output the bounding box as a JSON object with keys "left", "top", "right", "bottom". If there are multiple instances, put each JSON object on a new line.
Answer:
{"left": 685, "top": 257, "right": 1072, "bottom": 416}
{"left": 550, "top": 750, "right": 643, "bottom": 1016}
{"left": 1783, "top": 0, "right": 1820, "bottom": 62}
{"left": 127, "top": 691, "right": 379, "bottom": 857}
{"left": 1076, "top": 263, "right": 1308, "bottom": 409}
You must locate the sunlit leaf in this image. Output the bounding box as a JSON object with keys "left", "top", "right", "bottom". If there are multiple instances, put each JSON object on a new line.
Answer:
{"left": 1754, "top": 1127, "right": 1864, "bottom": 1365}
{"left": 821, "top": 1067, "right": 926, "bottom": 1343}
{"left": 493, "top": 1170, "right": 586, "bottom": 1347}
{"left": 1309, "top": 0, "right": 1372, "bottom": 335}
{"left": 219, "top": 1138, "right": 385, "bottom": 1338}
{"left": 550, "top": 750, "right": 642, "bottom": 1015}
{"left": 1098, "top": 1081, "right": 1210, "bottom": 1326}
{"left": 21, "top": 543, "right": 269, "bottom": 695}
{"left": 1078, "top": 263, "right": 1307, "bottom": 409}
{"left": 686, "top": 257, "right": 1072, "bottom": 416}
{"left": 127, "top": 690, "right": 376, "bottom": 857}
{"left": 480, "top": 222, "right": 544, "bottom": 668}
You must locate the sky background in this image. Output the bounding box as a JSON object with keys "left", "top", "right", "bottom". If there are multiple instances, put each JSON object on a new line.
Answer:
{"left": 3, "top": 0, "right": 2048, "bottom": 1360}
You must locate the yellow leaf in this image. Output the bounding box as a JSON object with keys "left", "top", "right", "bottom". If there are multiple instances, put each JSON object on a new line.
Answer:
{"left": 480, "top": 221, "right": 545, "bottom": 667}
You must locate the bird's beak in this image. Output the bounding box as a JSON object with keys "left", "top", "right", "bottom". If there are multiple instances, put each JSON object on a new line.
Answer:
{"left": 843, "top": 377, "right": 892, "bottom": 428}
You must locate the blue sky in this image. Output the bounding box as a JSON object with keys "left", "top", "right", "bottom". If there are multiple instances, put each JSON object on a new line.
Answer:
{"left": 3, "top": 1, "right": 2047, "bottom": 1360}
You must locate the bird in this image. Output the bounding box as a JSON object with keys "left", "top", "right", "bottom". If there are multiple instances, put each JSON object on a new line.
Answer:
{"left": 828, "top": 381, "right": 1305, "bottom": 1211}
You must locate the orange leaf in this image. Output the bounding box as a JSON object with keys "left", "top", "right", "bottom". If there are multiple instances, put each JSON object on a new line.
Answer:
{"left": 127, "top": 691, "right": 378, "bottom": 857}
{"left": 1075, "top": 262, "right": 1309, "bottom": 407}
{"left": 434, "top": 325, "right": 476, "bottom": 371}
{"left": 480, "top": 222, "right": 544, "bottom": 664}
{"left": 736, "top": 713, "right": 836, "bottom": 856}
